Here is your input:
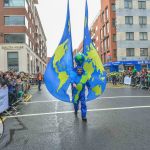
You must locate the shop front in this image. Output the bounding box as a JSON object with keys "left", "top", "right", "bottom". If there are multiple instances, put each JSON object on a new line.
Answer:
{"left": 104, "top": 61, "right": 150, "bottom": 73}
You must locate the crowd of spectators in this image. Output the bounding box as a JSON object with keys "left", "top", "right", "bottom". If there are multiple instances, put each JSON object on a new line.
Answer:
{"left": 107, "top": 68, "right": 150, "bottom": 90}
{"left": 0, "top": 71, "right": 32, "bottom": 110}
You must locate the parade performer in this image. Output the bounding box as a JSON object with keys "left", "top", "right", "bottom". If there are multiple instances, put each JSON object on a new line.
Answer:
{"left": 44, "top": 0, "right": 106, "bottom": 121}
{"left": 71, "top": 53, "right": 90, "bottom": 121}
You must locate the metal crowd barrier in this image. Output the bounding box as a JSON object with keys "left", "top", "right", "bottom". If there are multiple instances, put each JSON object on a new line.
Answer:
{"left": 107, "top": 73, "right": 150, "bottom": 90}
{"left": 3, "top": 81, "right": 31, "bottom": 116}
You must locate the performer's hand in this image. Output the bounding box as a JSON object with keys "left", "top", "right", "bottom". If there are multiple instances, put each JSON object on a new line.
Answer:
{"left": 73, "top": 83, "right": 77, "bottom": 88}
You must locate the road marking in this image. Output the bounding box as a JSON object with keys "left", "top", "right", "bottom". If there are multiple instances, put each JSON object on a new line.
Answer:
{"left": 5, "top": 105, "right": 150, "bottom": 119}
{"left": 107, "top": 84, "right": 130, "bottom": 89}
{"left": 101, "top": 96, "right": 150, "bottom": 99}
{"left": 23, "top": 100, "right": 58, "bottom": 104}
{"left": 23, "top": 96, "right": 150, "bottom": 104}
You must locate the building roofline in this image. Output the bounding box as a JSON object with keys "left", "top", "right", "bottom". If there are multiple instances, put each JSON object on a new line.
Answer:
{"left": 89, "top": 11, "right": 100, "bottom": 28}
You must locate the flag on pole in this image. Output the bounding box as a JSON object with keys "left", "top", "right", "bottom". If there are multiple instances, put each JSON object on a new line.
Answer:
{"left": 83, "top": 0, "right": 107, "bottom": 101}
{"left": 44, "top": 0, "right": 73, "bottom": 102}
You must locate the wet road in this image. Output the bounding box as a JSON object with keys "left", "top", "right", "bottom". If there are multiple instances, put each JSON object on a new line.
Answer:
{"left": 1, "top": 85, "right": 150, "bottom": 150}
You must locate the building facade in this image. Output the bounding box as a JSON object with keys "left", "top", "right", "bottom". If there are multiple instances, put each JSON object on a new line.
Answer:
{"left": 116, "top": 0, "right": 150, "bottom": 71}
{"left": 75, "top": 0, "right": 150, "bottom": 72}
{"left": 0, "top": 0, "right": 47, "bottom": 74}
{"left": 99, "top": 0, "right": 117, "bottom": 64}
{"left": 91, "top": 15, "right": 101, "bottom": 57}
{"left": 75, "top": 0, "right": 117, "bottom": 66}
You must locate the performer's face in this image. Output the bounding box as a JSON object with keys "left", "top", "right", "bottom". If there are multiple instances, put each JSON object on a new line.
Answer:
{"left": 77, "top": 68, "right": 83, "bottom": 75}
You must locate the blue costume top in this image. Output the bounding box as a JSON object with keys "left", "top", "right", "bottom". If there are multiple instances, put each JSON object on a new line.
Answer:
{"left": 71, "top": 67, "right": 90, "bottom": 102}
{"left": 70, "top": 66, "right": 90, "bottom": 118}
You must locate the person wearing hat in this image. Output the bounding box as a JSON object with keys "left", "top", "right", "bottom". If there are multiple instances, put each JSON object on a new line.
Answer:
{"left": 71, "top": 53, "right": 90, "bottom": 122}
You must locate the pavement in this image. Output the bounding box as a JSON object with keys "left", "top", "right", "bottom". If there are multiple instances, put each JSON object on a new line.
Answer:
{"left": 0, "top": 84, "right": 150, "bottom": 150}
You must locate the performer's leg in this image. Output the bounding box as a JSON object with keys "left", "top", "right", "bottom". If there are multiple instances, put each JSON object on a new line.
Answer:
{"left": 74, "top": 100, "right": 79, "bottom": 115}
{"left": 81, "top": 97, "right": 87, "bottom": 121}
{"left": 38, "top": 80, "right": 41, "bottom": 91}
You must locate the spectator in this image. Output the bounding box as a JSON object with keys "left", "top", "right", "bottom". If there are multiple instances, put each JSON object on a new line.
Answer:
{"left": 37, "top": 72, "right": 43, "bottom": 91}
{"left": 107, "top": 68, "right": 150, "bottom": 89}
{"left": 0, "top": 72, "right": 7, "bottom": 88}
{"left": 111, "top": 72, "right": 117, "bottom": 85}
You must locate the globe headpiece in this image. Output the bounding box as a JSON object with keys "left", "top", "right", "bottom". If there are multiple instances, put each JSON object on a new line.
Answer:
{"left": 75, "top": 53, "right": 85, "bottom": 66}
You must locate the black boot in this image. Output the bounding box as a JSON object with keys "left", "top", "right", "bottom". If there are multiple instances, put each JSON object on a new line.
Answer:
{"left": 74, "top": 111, "right": 78, "bottom": 116}
{"left": 82, "top": 117, "right": 87, "bottom": 122}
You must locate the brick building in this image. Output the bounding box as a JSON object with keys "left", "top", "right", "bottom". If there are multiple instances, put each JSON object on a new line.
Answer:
{"left": 99, "top": 0, "right": 117, "bottom": 64}
{"left": 0, "top": 0, "right": 47, "bottom": 74}
{"left": 91, "top": 15, "right": 101, "bottom": 57}
{"left": 75, "top": 0, "right": 117, "bottom": 64}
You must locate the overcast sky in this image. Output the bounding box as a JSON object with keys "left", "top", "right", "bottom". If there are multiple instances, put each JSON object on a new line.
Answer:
{"left": 37, "top": 0, "right": 100, "bottom": 57}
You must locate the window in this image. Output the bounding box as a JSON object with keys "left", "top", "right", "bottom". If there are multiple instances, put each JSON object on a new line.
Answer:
{"left": 27, "top": 54, "right": 30, "bottom": 73}
{"left": 96, "top": 26, "right": 98, "bottom": 31}
{"left": 104, "top": 26, "right": 106, "bottom": 36}
{"left": 7, "top": 52, "right": 19, "bottom": 72}
{"left": 124, "top": 0, "right": 132, "bottom": 8}
{"left": 126, "top": 32, "right": 134, "bottom": 40}
{"left": 125, "top": 16, "right": 133, "bottom": 25}
{"left": 112, "top": 34, "right": 116, "bottom": 41}
{"left": 4, "top": 34, "right": 25, "bottom": 43}
{"left": 138, "top": 1, "right": 146, "bottom": 9}
{"left": 140, "top": 48, "right": 148, "bottom": 56}
{"left": 100, "top": 29, "right": 103, "bottom": 39}
{"left": 96, "top": 36, "right": 99, "bottom": 41}
{"left": 4, "top": 16, "right": 25, "bottom": 25}
{"left": 101, "top": 42, "right": 103, "bottom": 50}
{"left": 4, "top": 0, "right": 25, "bottom": 7}
{"left": 140, "top": 32, "right": 148, "bottom": 40}
{"left": 139, "top": 16, "right": 147, "bottom": 25}
{"left": 92, "top": 39, "right": 96, "bottom": 46}
{"left": 104, "top": 40, "right": 107, "bottom": 50}
{"left": 112, "top": 19, "right": 116, "bottom": 27}
{"left": 126, "top": 48, "right": 134, "bottom": 56}
{"left": 106, "top": 22, "right": 109, "bottom": 33}
{"left": 104, "top": 53, "right": 106, "bottom": 63}
{"left": 107, "top": 38, "right": 109, "bottom": 49}
{"left": 112, "top": 4, "right": 116, "bottom": 11}
{"left": 113, "top": 49, "right": 117, "bottom": 58}
{"left": 106, "top": 8, "right": 108, "bottom": 20}
{"left": 102, "top": 12, "right": 104, "bottom": 22}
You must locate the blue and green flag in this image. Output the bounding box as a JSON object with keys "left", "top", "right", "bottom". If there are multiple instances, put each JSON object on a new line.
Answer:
{"left": 44, "top": 0, "right": 73, "bottom": 102}
{"left": 83, "top": 0, "right": 107, "bottom": 101}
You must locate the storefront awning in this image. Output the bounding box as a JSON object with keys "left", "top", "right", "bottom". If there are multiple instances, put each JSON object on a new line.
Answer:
{"left": 104, "top": 61, "right": 150, "bottom": 67}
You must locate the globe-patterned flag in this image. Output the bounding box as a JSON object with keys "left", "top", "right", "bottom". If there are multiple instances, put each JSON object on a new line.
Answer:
{"left": 44, "top": 0, "right": 73, "bottom": 102}
{"left": 83, "top": 0, "right": 107, "bottom": 101}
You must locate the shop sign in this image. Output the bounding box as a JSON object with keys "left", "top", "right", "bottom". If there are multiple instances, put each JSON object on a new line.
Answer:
{"left": 1, "top": 45, "right": 24, "bottom": 50}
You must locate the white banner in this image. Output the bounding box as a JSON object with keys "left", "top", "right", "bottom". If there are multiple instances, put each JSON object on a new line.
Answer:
{"left": 124, "top": 76, "right": 131, "bottom": 85}
{"left": 0, "top": 87, "right": 9, "bottom": 113}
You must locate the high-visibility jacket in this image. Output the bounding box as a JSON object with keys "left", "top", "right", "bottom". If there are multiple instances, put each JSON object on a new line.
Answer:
{"left": 38, "top": 74, "right": 42, "bottom": 81}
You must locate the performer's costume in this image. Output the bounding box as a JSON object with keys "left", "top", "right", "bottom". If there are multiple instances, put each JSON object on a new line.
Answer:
{"left": 44, "top": 0, "right": 107, "bottom": 121}
{"left": 71, "top": 63, "right": 90, "bottom": 119}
